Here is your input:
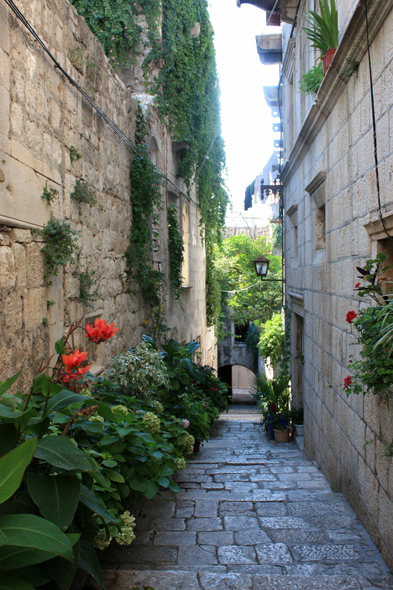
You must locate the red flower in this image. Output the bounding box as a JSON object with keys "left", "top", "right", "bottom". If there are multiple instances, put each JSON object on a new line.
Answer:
{"left": 61, "top": 350, "right": 91, "bottom": 382}
{"left": 62, "top": 365, "right": 91, "bottom": 383}
{"left": 346, "top": 311, "right": 357, "bottom": 324}
{"left": 344, "top": 376, "right": 352, "bottom": 390}
{"left": 85, "top": 319, "right": 119, "bottom": 343}
{"left": 271, "top": 402, "right": 277, "bottom": 414}
{"left": 62, "top": 350, "right": 88, "bottom": 372}
{"left": 355, "top": 283, "right": 360, "bottom": 289}
{"left": 211, "top": 387, "right": 218, "bottom": 391}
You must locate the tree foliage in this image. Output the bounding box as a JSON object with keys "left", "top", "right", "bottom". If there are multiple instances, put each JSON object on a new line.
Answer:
{"left": 215, "top": 233, "right": 282, "bottom": 333}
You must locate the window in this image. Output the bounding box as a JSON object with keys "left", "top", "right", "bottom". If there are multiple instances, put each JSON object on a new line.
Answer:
{"left": 305, "top": 171, "right": 327, "bottom": 258}
{"left": 286, "top": 204, "right": 298, "bottom": 258}
{"left": 234, "top": 323, "right": 248, "bottom": 343}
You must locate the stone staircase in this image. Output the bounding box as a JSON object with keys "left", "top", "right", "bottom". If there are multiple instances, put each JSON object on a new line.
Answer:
{"left": 98, "top": 407, "right": 393, "bottom": 590}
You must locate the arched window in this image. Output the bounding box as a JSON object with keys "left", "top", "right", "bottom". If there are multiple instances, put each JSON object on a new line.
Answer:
{"left": 149, "top": 137, "right": 159, "bottom": 170}
{"left": 182, "top": 203, "right": 190, "bottom": 287}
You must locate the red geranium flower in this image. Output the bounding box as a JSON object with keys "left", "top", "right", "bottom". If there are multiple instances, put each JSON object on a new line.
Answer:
{"left": 355, "top": 283, "right": 360, "bottom": 289}
{"left": 211, "top": 387, "right": 218, "bottom": 391}
{"left": 346, "top": 311, "right": 357, "bottom": 324}
{"left": 85, "top": 319, "right": 119, "bottom": 343}
{"left": 344, "top": 376, "right": 352, "bottom": 390}
{"left": 271, "top": 402, "right": 277, "bottom": 414}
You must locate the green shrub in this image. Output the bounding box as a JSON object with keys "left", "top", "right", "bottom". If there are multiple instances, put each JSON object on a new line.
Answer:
{"left": 258, "top": 312, "right": 284, "bottom": 370}
{"left": 299, "top": 62, "right": 324, "bottom": 95}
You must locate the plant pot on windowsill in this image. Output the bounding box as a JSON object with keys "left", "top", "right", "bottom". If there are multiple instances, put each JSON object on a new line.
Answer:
{"left": 322, "top": 48, "right": 336, "bottom": 74}
{"left": 273, "top": 428, "right": 289, "bottom": 443}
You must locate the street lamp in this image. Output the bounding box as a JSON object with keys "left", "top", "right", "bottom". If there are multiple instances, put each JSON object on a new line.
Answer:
{"left": 253, "top": 256, "right": 270, "bottom": 279}
{"left": 252, "top": 255, "right": 285, "bottom": 283}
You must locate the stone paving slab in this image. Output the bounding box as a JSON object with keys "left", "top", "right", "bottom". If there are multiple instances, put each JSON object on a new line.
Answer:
{"left": 99, "top": 406, "right": 393, "bottom": 588}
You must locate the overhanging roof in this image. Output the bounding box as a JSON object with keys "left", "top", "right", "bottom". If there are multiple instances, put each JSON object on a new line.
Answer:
{"left": 236, "top": 0, "right": 298, "bottom": 24}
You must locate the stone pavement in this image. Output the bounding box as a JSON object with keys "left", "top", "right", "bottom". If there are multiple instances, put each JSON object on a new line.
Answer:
{"left": 99, "top": 406, "right": 393, "bottom": 590}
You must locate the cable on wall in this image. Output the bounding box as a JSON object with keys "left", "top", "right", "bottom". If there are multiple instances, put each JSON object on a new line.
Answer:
{"left": 364, "top": 0, "right": 392, "bottom": 238}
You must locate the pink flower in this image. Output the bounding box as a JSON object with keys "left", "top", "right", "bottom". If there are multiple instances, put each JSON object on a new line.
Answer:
{"left": 182, "top": 419, "right": 190, "bottom": 429}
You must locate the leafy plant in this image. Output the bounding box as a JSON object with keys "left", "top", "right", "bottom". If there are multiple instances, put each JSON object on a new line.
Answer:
{"left": 258, "top": 312, "right": 284, "bottom": 370}
{"left": 303, "top": 0, "right": 338, "bottom": 55}
{"left": 340, "top": 58, "right": 359, "bottom": 80}
{"left": 252, "top": 372, "right": 290, "bottom": 431}
{"left": 41, "top": 184, "right": 58, "bottom": 205}
{"left": 125, "top": 106, "right": 167, "bottom": 339}
{"left": 76, "top": 269, "right": 98, "bottom": 308}
{"left": 167, "top": 204, "right": 184, "bottom": 302}
{"left": 32, "top": 217, "right": 79, "bottom": 285}
{"left": 71, "top": 179, "right": 96, "bottom": 205}
{"left": 70, "top": 146, "right": 82, "bottom": 164}
{"left": 299, "top": 62, "right": 324, "bottom": 95}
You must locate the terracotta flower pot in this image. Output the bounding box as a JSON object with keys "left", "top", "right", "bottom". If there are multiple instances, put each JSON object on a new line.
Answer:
{"left": 273, "top": 428, "right": 289, "bottom": 443}
{"left": 322, "top": 48, "right": 336, "bottom": 75}
{"left": 193, "top": 441, "right": 200, "bottom": 453}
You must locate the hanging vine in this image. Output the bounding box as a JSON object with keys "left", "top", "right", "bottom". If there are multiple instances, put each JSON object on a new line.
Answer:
{"left": 167, "top": 204, "right": 184, "bottom": 303}
{"left": 70, "top": 0, "right": 229, "bottom": 331}
{"left": 125, "top": 106, "right": 167, "bottom": 338}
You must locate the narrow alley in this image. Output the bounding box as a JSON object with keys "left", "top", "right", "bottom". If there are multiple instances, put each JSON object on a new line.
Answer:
{"left": 99, "top": 407, "right": 393, "bottom": 590}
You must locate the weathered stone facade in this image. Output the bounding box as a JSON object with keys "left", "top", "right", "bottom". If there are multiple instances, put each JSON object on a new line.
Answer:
{"left": 269, "top": 0, "right": 393, "bottom": 572}
{"left": 0, "top": 0, "right": 216, "bottom": 391}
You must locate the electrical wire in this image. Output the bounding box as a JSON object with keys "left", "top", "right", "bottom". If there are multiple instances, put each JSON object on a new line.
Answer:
{"left": 260, "top": 0, "right": 281, "bottom": 37}
{"left": 221, "top": 281, "right": 262, "bottom": 294}
{"left": 364, "top": 0, "right": 392, "bottom": 238}
{"left": 3, "top": 0, "right": 201, "bottom": 208}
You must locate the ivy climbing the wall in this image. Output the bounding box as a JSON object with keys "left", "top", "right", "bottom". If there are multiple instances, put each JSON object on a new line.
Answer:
{"left": 167, "top": 204, "right": 185, "bottom": 303}
{"left": 70, "top": 0, "right": 229, "bottom": 332}
{"left": 125, "top": 106, "right": 167, "bottom": 338}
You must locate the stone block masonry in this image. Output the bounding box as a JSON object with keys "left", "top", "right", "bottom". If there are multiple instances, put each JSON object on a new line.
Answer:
{"left": 280, "top": 0, "right": 393, "bottom": 574}
{"left": 95, "top": 409, "right": 393, "bottom": 590}
{"left": 0, "top": 0, "right": 216, "bottom": 386}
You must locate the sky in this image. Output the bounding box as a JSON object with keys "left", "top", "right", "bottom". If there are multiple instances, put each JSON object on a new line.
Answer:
{"left": 207, "top": 0, "right": 280, "bottom": 222}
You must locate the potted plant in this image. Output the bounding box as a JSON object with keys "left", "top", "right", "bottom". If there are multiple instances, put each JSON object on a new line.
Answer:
{"left": 291, "top": 407, "right": 304, "bottom": 436}
{"left": 303, "top": 0, "right": 339, "bottom": 75}
{"left": 273, "top": 416, "right": 290, "bottom": 443}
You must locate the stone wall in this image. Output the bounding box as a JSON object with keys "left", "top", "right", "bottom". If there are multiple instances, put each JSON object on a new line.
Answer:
{"left": 0, "top": 0, "right": 215, "bottom": 391}
{"left": 281, "top": 0, "right": 393, "bottom": 571}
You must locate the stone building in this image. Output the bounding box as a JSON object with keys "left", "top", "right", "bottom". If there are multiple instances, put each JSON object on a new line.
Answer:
{"left": 246, "top": 0, "right": 393, "bottom": 571}
{"left": 0, "top": 0, "right": 216, "bottom": 391}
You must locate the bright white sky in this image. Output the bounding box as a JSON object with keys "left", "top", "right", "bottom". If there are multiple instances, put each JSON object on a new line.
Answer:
{"left": 207, "top": 0, "right": 280, "bottom": 221}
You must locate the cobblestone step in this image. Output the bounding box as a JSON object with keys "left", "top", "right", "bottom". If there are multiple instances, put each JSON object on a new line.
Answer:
{"left": 101, "top": 570, "right": 393, "bottom": 590}
{"left": 98, "top": 408, "right": 393, "bottom": 589}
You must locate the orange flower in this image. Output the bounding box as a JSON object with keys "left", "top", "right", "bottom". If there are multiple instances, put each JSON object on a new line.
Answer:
{"left": 62, "top": 365, "right": 91, "bottom": 383}
{"left": 85, "top": 319, "right": 119, "bottom": 344}
{"left": 62, "top": 350, "right": 88, "bottom": 373}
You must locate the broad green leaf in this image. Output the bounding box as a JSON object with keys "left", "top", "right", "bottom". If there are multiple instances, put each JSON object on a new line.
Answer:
{"left": 27, "top": 417, "right": 50, "bottom": 438}
{"left": 0, "top": 514, "right": 73, "bottom": 561}
{"left": 0, "top": 372, "right": 22, "bottom": 396}
{"left": 0, "top": 578, "right": 36, "bottom": 590}
{"left": 0, "top": 424, "right": 18, "bottom": 458}
{"left": 104, "top": 469, "right": 124, "bottom": 483}
{"left": 79, "top": 485, "right": 119, "bottom": 523}
{"left": 128, "top": 479, "right": 147, "bottom": 492}
{"left": 45, "top": 391, "right": 86, "bottom": 416}
{"left": 0, "top": 546, "right": 58, "bottom": 569}
{"left": 79, "top": 538, "right": 106, "bottom": 589}
{"left": 157, "top": 477, "right": 169, "bottom": 488}
{"left": 0, "top": 405, "right": 33, "bottom": 420}
{"left": 144, "top": 481, "right": 159, "bottom": 500}
{"left": 0, "top": 395, "right": 20, "bottom": 412}
{"left": 31, "top": 373, "right": 52, "bottom": 396}
{"left": 134, "top": 432, "right": 155, "bottom": 443}
{"left": 184, "top": 341, "right": 200, "bottom": 354}
{"left": 1, "top": 565, "right": 51, "bottom": 587}
{"left": 84, "top": 400, "right": 116, "bottom": 422}
{"left": 149, "top": 450, "right": 163, "bottom": 461}
{"left": 55, "top": 336, "right": 65, "bottom": 355}
{"left": 168, "top": 480, "right": 181, "bottom": 493}
{"left": 0, "top": 437, "right": 38, "bottom": 504}
{"left": 46, "top": 540, "right": 80, "bottom": 590}
{"left": 0, "top": 529, "right": 7, "bottom": 545}
{"left": 141, "top": 334, "right": 157, "bottom": 350}
{"left": 99, "top": 435, "right": 119, "bottom": 446}
{"left": 27, "top": 473, "right": 81, "bottom": 530}
{"left": 34, "top": 437, "right": 92, "bottom": 471}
